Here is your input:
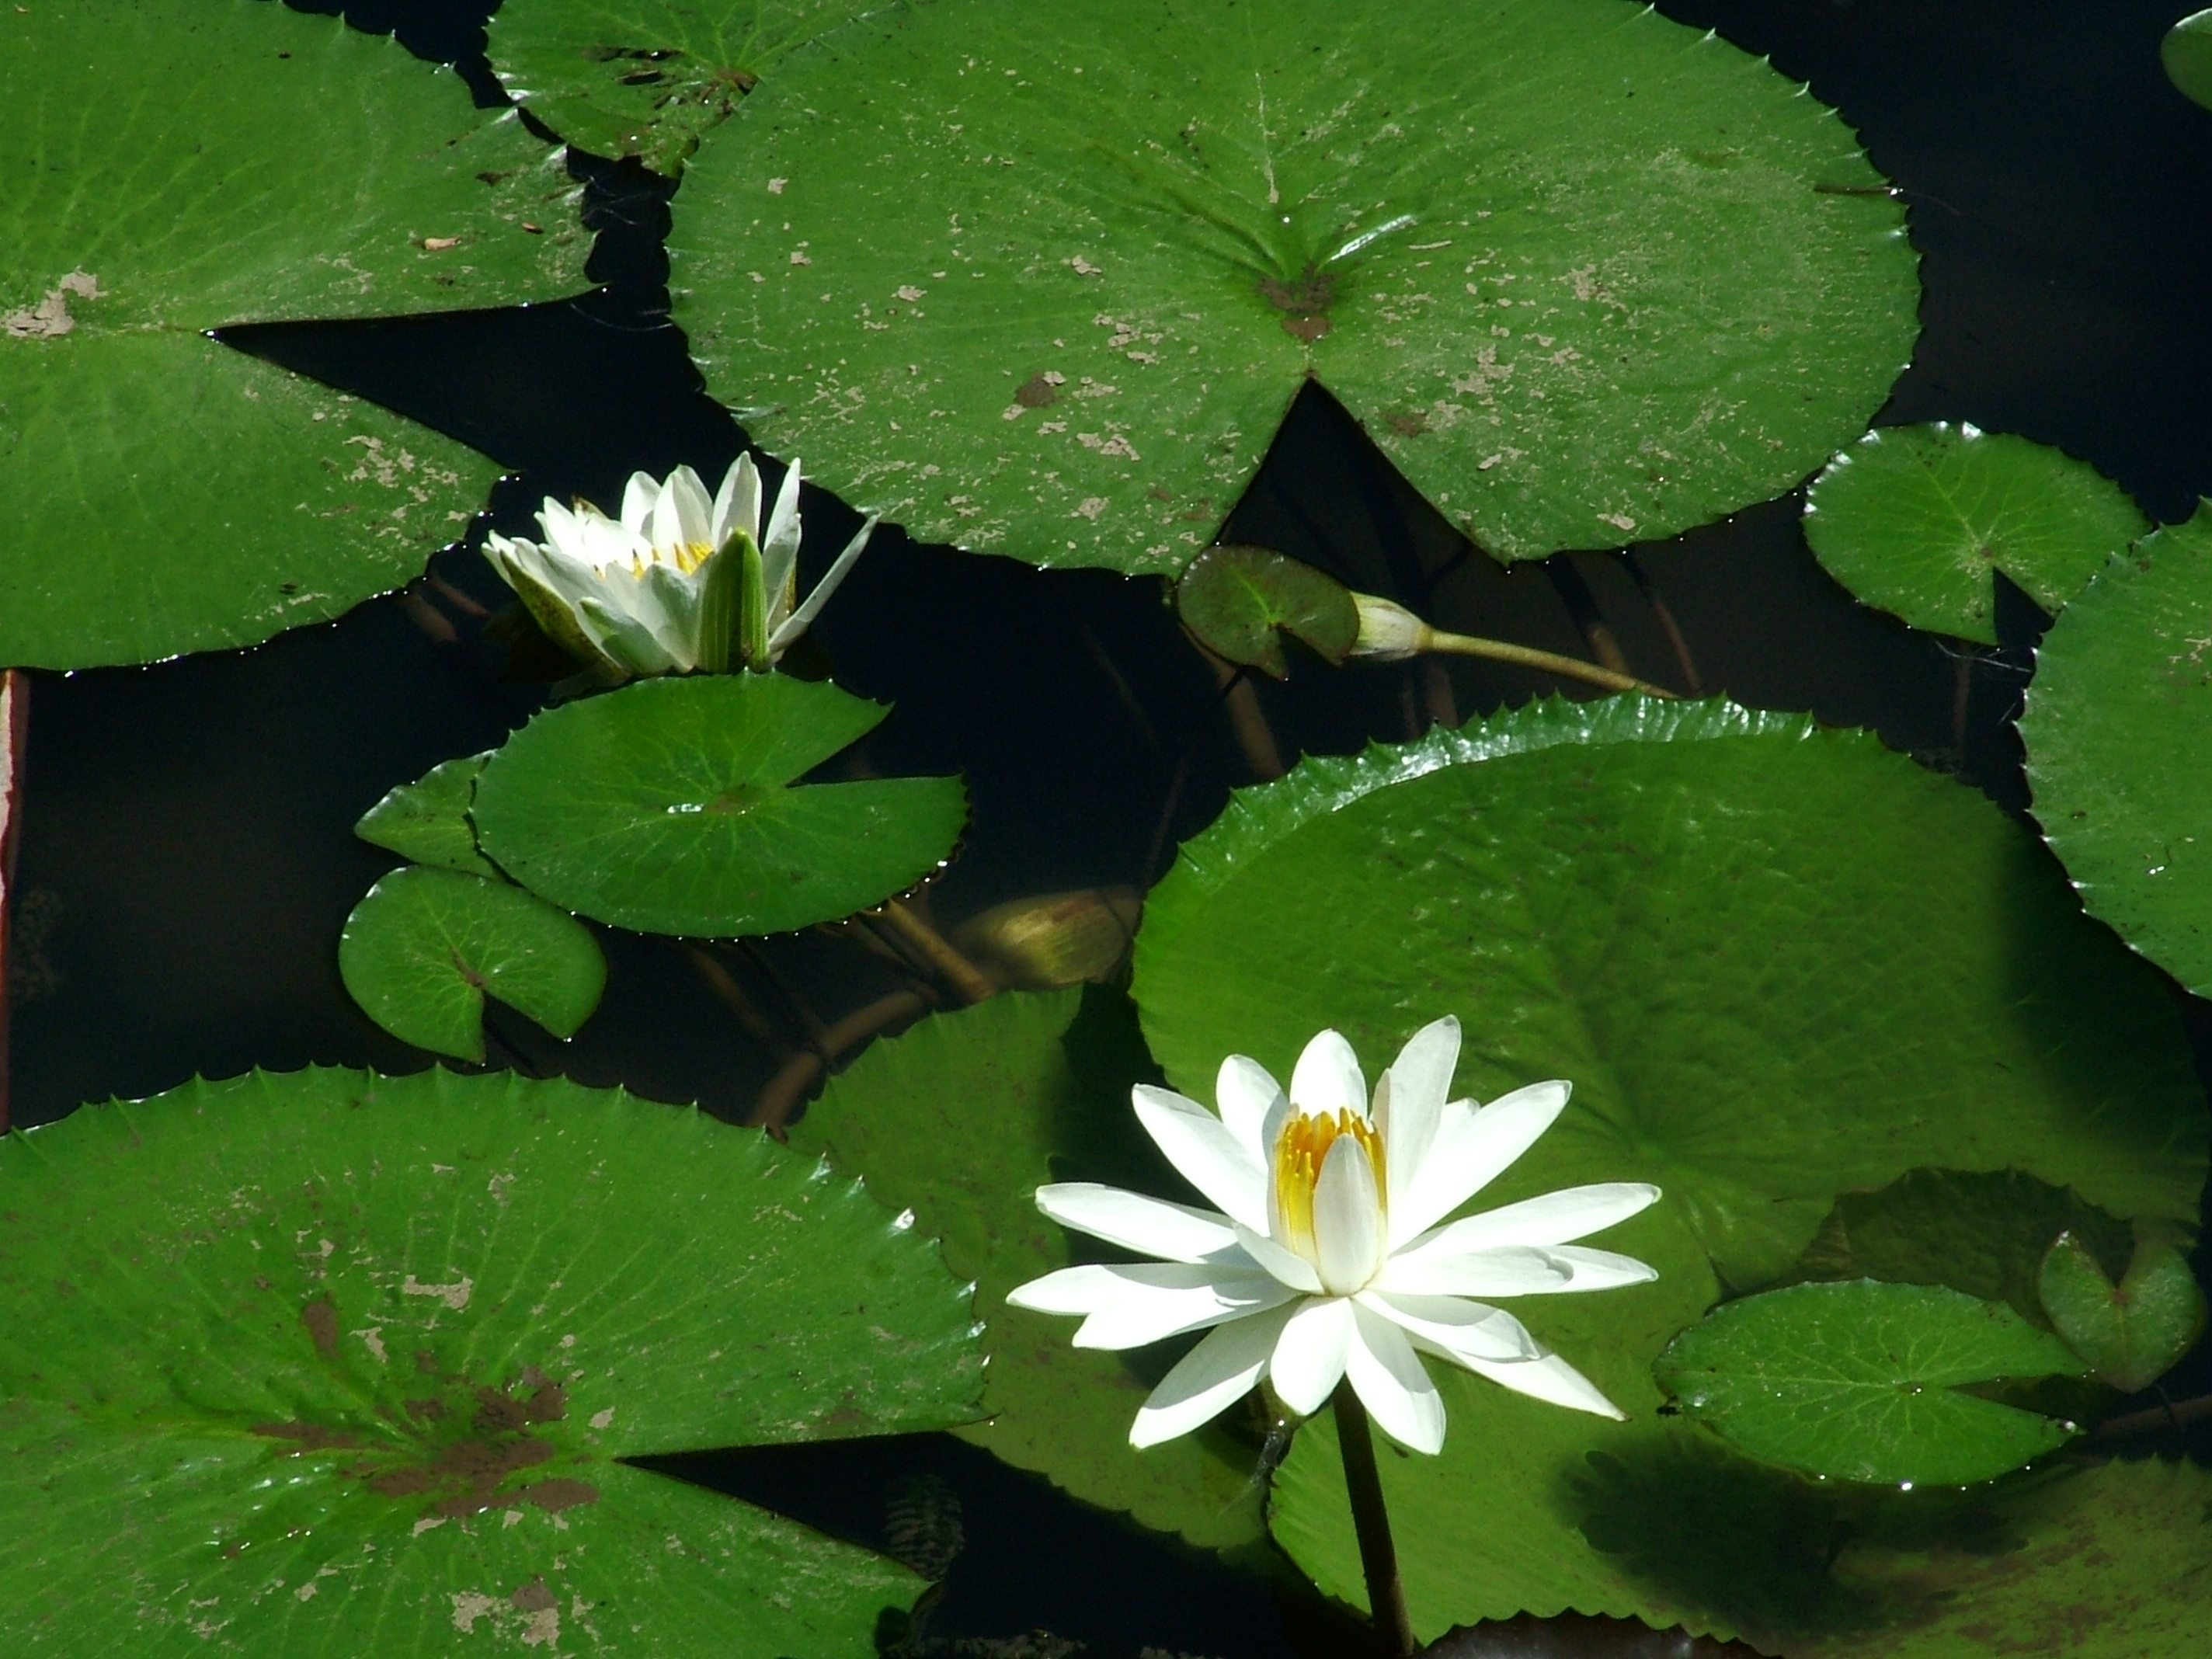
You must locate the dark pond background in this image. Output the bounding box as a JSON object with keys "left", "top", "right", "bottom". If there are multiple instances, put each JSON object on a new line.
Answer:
{"left": 15, "top": 0, "right": 2212, "bottom": 1652}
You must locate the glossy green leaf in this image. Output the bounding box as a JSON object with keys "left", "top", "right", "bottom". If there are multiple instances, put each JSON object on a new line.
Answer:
{"left": 792, "top": 988, "right": 1269, "bottom": 1553}
{"left": 487, "top": 0, "right": 877, "bottom": 174}
{"left": 1654, "top": 1281, "right": 2086, "bottom": 1487}
{"left": 2038, "top": 1231, "right": 2208, "bottom": 1392}
{"left": 671, "top": 0, "right": 1916, "bottom": 575}
{"left": 2021, "top": 506, "right": 2212, "bottom": 994}
{"left": 2165, "top": 9, "right": 2212, "bottom": 112}
{"left": 1174, "top": 544, "right": 1357, "bottom": 678}
{"left": 0, "top": 1067, "right": 984, "bottom": 1656}
{"left": 339, "top": 866, "right": 608, "bottom": 1062}
{"left": 1803, "top": 424, "right": 2147, "bottom": 645}
{"left": 1136, "top": 697, "right": 2207, "bottom": 1293}
{"left": 1792, "top": 1167, "right": 2135, "bottom": 1326}
{"left": 2, "top": 0, "right": 587, "bottom": 670}
{"left": 472, "top": 673, "right": 966, "bottom": 937}
{"left": 355, "top": 753, "right": 497, "bottom": 877}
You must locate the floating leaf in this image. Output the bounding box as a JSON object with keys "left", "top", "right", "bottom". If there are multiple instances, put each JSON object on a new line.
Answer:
{"left": 2, "top": 0, "right": 587, "bottom": 669}
{"left": 339, "top": 866, "right": 608, "bottom": 1062}
{"left": 1174, "top": 544, "right": 1357, "bottom": 678}
{"left": 793, "top": 988, "right": 1269, "bottom": 1553}
{"left": 1654, "top": 1281, "right": 2086, "bottom": 1487}
{"left": 2165, "top": 9, "right": 2212, "bottom": 112}
{"left": 671, "top": 0, "right": 1916, "bottom": 575}
{"left": 471, "top": 673, "right": 967, "bottom": 937}
{"left": 2021, "top": 506, "right": 2212, "bottom": 994}
{"left": 1802, "top": 424, "right": 2147, "bottom": 645}
{"left": 487, "top": 0, "right": 875, "bottom": 174}
{"left": 0, "top": 1067, "right": 983, "bottom": 1655}
{"left": 2038, "top": 1231, "right": 2208, "bottom": 1393}
{"left": 1792, "top": 1168, "right": 2135, "bottom": 1326}
{"left": 356, "top": 753, "right": 496, "bottom": 877}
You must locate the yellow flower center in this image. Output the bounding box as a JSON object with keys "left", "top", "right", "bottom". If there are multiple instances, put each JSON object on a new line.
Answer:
{"left": 616, "top": 540, "right": 718, "bottom": 579}
{"left": 1271, "top": 1108, "right": 1385, "bottom": 1260}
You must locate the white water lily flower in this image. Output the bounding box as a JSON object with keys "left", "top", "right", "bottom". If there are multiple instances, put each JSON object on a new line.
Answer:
{"left": 483, "top": 454, "right": 875, "bottom": 678}
{"left": 1006, "top": 1019, "right": 1661, "bottom": 1453}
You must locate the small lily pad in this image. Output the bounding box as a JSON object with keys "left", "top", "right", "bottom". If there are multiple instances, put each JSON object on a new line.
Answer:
{"left": 793, "top": 987, "right": 1269, "bottom": 1553}
{"left": 339, "top": 866, "right": 608, "bottom": 1062}
{"left": 486, "top": 0, "right": 877, "bottom": 174}
{"left": 471, "top": 673, "right": 968, "bottom": 937}
{"left": 1174, "top": 544, "right": 1357, "bottom": 678}
{"left": 355, "top": 753, "right": 496, "bottom": 877}
{"left": 2165, "top": 9, "right": 2212, "bottom": 112}
{"left": 2021, "top": 504, "right": 2212, "bottom": 993}
{"left": 1802, "top": 425, "right": 2148, "bottom": 644}
{"left": 2038, "top": 1230, "right": 2208, "bottom": 1392}
{"left": 0, "top": 1066, "right": 984, "bottom": 1655}
{"left": 1654, "top": 1280, "right": 2087, "bottom": 1487}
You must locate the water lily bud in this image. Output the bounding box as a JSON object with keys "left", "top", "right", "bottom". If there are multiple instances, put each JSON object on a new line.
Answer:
{"left": 1348, "top": 593, "right": 1435, "bottom": 662}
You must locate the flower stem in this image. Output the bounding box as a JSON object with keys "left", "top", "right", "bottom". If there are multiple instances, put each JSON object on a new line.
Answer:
{"left": 1419, "top": 628, "right": 1676, "bottom": 698}
{"left": 1332, "top": 1381, "right": 1417, "bottom": 1657}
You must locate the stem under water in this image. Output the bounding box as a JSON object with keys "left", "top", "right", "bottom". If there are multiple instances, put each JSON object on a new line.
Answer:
{"left": 1418, "top": 628, "right": 1675, "bottom": 699}
{"left": 1332, "top": 1381, "right": 1417, "bottom": 1657}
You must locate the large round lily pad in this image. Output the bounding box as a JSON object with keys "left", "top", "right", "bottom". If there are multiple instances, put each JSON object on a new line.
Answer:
{"left": 487, "top": 0, "right": 879, "bottom": 175}
{"left": 1803, "top": 424, "right": 2148, "bottom": 644}
{"left": 793, "top": 987, "right": 1270, "bottom": 1554}
{"left": 2020, "top": 506, "right": 2212, "bottom": 994}
{"left": 471, "top": 673, "right": 968, "bottom": 937}
{"left": 0, "top": 1066, "right": 984, "bottom": 1655}
{"left": 1, "top": 0, "right": 586, "bottom": 669}
{"left": 670, "top": 0, "right": 1917, "bottom": 574}
{"left": 339, "top": 866, "right": 608, "bottom": 1062}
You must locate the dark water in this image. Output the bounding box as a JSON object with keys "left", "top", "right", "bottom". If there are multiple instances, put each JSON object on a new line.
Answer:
{"left": 14, "top": 0, "right": 2212, "bottom": 1652}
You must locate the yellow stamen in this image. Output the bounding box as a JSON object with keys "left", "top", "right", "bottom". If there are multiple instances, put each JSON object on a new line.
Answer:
{"left": 1271, "top": 1109, "right": 1385, "bottom": 1259}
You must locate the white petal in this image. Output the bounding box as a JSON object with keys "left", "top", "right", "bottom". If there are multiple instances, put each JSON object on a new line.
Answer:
{"left": 1070, "top": 1268, "right": 1294, "bottom": 1351}
{"left": 1290, "top": 1029, "right": 1367, "bottom": 1118}
{"left": 652, "top": 464, "right": 714, "bottom": 551}
{"left": 1402, "top": 1182, "right": 1661, "bottom": 1254}
{"left": 1269, "top": 1296, "right": 1354, "bottom": 1414}
{"left": 573, "top": 593, "right": 680, "bottom": 676}
{"left": 1390, "top": 1079, "right": 1571, "bottom": 1244}
{"left": 711, "top": 454, "right": 762, "bottom": 550}
{"left": 1542, "top": 1246, "right": 1660, "bottom": 1292}
{"left": 1373, "top": 1243, "right": 1574, "bottom": 1299}
{"left": 759, "top": 458, "right": 805, "bottom": 607}
{"left": 1129, "top": 1302, "right": 1295, "bottom": 1448}
{"left": 1232, "top": 1223, "right": 1323, "bottom": 1294}
{"left": 767, "top": 516, "right": 875, "bottom": 653}
{"left": 1003, "top": 1263, "right": 1132, "bottom": 1316}
{"left": 1035, "top": 1182, "right": 1238, "bottom": 1264}
{"left": 1130, "top": 1084, "right": 1270, "bottom": 1234}
{"left": 1347, "top": 1303, "right": 1444, "bottom": 1453}
{"left": 1377, "top": 1017, "right": 1459, "bottom": 1206}
{"left": 1214, "top": 1055, "right": 1285, "bottom": 1165}
{"left": 619, "top": 471, "right": 660, "bottom": 535}
{"left": 630, "top": 561, "right": 708, "bottom": 669}
{"left": 1356, "top": 1291, "right": 1539, "bottom": 1365}
{"left": 1311, "top": 1133, "right": 1385, "bottom": 1294}
{"left": 1458, "top": 1351, "right": 1626, "bottom": 1420}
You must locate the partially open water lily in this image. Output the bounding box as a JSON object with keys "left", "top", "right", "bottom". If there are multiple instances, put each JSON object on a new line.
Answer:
{"left": 484, "top": 454, "right": 875, "bottom": 678}
{"left": 1007, "top": 1019, "right": 1660, "bottom": 1453}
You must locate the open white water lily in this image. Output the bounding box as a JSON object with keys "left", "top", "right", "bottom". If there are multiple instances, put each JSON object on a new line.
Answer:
{"left": 1007, "top": 1019, "right": 1661, "bottom": 1453}
{"left": 483, "top": 454, "right": 875, "bottom": 678}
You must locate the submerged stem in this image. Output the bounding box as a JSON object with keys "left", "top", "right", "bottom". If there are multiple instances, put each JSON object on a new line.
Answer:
{"left": 1332, "top": 1382, "right": 1417, "bottom": 1657}
{"left": 1420, "top": 628, "right": 1676, "bottom": 698}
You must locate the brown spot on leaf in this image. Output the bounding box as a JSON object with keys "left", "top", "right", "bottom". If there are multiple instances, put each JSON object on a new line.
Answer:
{"left": 301, "top": 1296, "right": 340, "bottom": 1361}
{"left": 1014, "top": 374, "right": 1059, "bottom": 409}
{"left": 1386, "top": 412, "right": 1428, "bottom": 436}
{"left": 523, "top": 1478, "right": 601, "bottom": 1514}
{"left": 511, "top": 1578, "right": 557, "bottom": 1612}
{"left": 253, "top": 1421, "right": 363, "bottom": 1453}
{"left": 1282, "top": 315, "right": 1330, "bottom": 343}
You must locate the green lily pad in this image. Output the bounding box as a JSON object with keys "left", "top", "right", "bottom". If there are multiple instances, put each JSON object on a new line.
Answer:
{"left": 1174, "top": 544, "right": 1357, "bottom": 678}
{"left": 1136, "top": 697, "right": 2207, "bottom": 1292}
{"left": 486, "top": 0, "right": 878, "bottom": 175}
{"left": 1, "top": 0, "right": 586, "bottom": 670}
{"left": 2038, "top": 1231, "right": 2208, "bottom": 1393}
{"left": 339, "top": 866, "right": 608, "bottom": 1062}
{"left": 2020, "top": 506, "right": 2212, "bottom": 994}
{"left": 0, "top": 1066, "right": 984, "bottom": 1655}
{"left": 471, "top": 673, "right": 966, "bottom": 937}
{"left": 792, "top": 987, "right": 1269, "bottom": 1553}
{"left": 1802, "top": 425, "right": 2148, "bottom": 645}
{"left": 356, "top": 753, "right": 497, "bottom": 878}
{"left": 670, "top": 0, "right": 1916, "bottom": 575}
{"left": 2165, "top": 9, "right": 2212, "bottom": 112}
{"left": 1791, "top": 1168, "right": 2136, "bottom": 1327}
{"left": 1654, "top": 1281, "right": 2087, "bottom": 1487}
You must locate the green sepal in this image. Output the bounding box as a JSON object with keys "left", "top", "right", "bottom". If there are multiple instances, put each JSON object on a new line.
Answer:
{"left": 2038, "top": 1229, "right": 2209, "bottom": 1392}
{"left": 694, "top": 528, "right": 768, "bottom": 673}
